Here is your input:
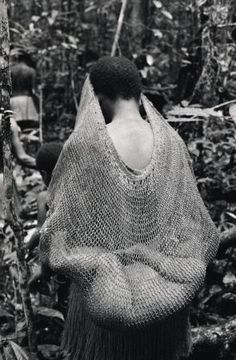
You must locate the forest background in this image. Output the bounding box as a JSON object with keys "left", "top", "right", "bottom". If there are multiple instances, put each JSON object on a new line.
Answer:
{"left": 1, "top": 0, "right": 236, "bottom": 359}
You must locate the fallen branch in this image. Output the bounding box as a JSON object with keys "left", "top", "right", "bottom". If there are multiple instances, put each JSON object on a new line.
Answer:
{"left": 167, "top": 98, "right": 236, "bottom": 123}
{"left": 111, "top": 0, "right": 128, "bottom": 56}
{"left": 191, "top": 317, "right": 236, "bottom": 356}
{"left": 217, "top": 22, "right": 236, "bottom": 28}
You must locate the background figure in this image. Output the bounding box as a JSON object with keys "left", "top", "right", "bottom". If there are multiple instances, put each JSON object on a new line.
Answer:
{"left": 10, "top": 50, "right": 39, "bottom": 130}
{"left": 4, "top": 143, "right": 64, "bottom": 293}
{"left": 0, "top": 113, "right": 36, "bottom": 225}
{"left": 24, "top": 142, "right": 69, "bottom": 314}
{"left": 26, "top": 142, "right": 63, "bottom": 253}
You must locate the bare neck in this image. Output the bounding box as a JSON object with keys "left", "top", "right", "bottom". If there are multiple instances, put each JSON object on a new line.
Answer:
{"left": 111, "top": 99, "right": 143, "bottom": 123}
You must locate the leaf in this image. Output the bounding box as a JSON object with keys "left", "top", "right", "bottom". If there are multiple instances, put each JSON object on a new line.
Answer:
{"left": 62, "top": 42, "right": 70, "bottom": 49}
{"left": 85, "top": 5, "right": 97, "bottom": 13}
{"left": 181, "top": 59, "right": 192, "bottom": 65}
{"left": 0, "top": 309, "right": 13, "bottom": 319}
{"left": 35, "top": 307, "right": 64, "bottom": 321}
{"left": 226, "top": 212, "right": 236, "bottom": 221}
{"left": 153, "top": 29, "right": 163, "bottom": 38}
{"left": 181, "top": 100, "right": 190, "bottom": 107}
{"left": 161, "top": 9, "right": 173, "bottom": 20}
{"left": 229, "top": 103, "right": 236, "bottom": 124}
{"left": 16, "top": 320, "right": 26, "bottom": 333}
{"left": 9, "top": 27, "right": 21, "bottom": 35}
{"left": 146, "top": 54, "right": 154, "bottom": 66}
{"left": 167, "top": 106, "right": 223, "bottom": 120}
{"left": 197, "top": 177, "right": 215, "bottom": 184}
{"left": 68, "top": 35, "right": 78, "bottom": 44}
{"left": 200, "top": 284, "right": 222, "bottom": 305}
{"left": 38, "top": 345, "right": 61, "bottom": 358}
{"left": 204, "top": 108, "right": 223, "bottom": 118}
{"left": 140, "top": 67, "right": 148, "bottom": 79}
{"left": 70, "top": 44, "right": 77, "bottom": 50}
{"left": 24, "top": 227, "right": 37, "bottom": 244}
{"left": 153, "top": 0, "right": 162, "bottom": 8}
{"left": 9, "top": 342, "right": 29, "bottom": 360}
{"left": 167, "top": 106, "right": 206, "bottom": 117}
{"left": 223, "top": 272, "right": 236, "bottom": 286}
{"left": 31, "top": 16, "right": 40, "bottom": 22}
{"left": 29, "top": 23, "right": 34, "bottom": 31}
{"left": 48, "top": 10, "right": 58, "bottom": 25}
{"left": 197, "top": 0, "right": 207, "bottom": 6}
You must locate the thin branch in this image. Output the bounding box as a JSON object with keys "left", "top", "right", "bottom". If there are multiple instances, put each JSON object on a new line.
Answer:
{"left": 39, "top": 85, "right": 43, "bottom": 144}
{"left": 212, "top": 99, "right": 236, "bottom": 110}
{"left": 217, "top": 22, "right": 236, "bottom": 28}
{"left": 111, "top": 0, "right": 128, "bottom": 57}
{"left": 71, "top": 77, "right": 79, "bottom": 112}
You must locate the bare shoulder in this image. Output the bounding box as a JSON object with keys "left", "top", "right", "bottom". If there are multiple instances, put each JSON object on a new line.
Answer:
{"left": 10, "top": 117, "right": 19, "bottom": 133}
{"left": 106, "top": 119, "right": 153, "bottom": 170}
{"left": 37, "top": 190, "right": 48, "bottom": 226}
{"left": 107, "top": 118, "right": 152, "bottom": 139}
{"left": 37, "top": 190, "right": 48, "bottom": 207}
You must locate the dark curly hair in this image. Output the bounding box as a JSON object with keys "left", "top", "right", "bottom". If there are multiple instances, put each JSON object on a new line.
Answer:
{"left": 89, "top": 56, "right": 142, "bottom": 102}
{"left": 36, "top": 142, "right": 63, "bottom": 175}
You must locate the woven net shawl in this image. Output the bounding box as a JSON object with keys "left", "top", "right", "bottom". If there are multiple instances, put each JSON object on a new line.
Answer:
{"left": 40, "top": 77, "right": 220, "bottom": 331}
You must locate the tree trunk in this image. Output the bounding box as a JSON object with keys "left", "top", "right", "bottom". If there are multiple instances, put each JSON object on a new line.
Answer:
{"left": 0, "top": 1, "right": 38, "bottom": 357}
{"left": 130, "top": 0, "right": 150, "bottom": 53}
{"left": 0, "top": 0, "right": 11, "bottom": 108}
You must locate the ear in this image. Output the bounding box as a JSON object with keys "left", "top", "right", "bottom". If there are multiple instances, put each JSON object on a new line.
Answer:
{"left": 138, "top": 96, "right": 141, "bottom": 106}
{"left": 40, "top": 170, "right": 47, "bottom": 178}
{"left": 40, "top": 170, "right": 49, "bottom": 185}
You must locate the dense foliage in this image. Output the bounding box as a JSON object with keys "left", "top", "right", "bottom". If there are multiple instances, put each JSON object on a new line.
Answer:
{"left": 1, "top": 0, "right": 236, "bottom": 359}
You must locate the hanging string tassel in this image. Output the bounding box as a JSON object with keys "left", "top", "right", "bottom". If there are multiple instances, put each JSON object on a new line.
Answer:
{"left": 62, "top": 283, "right": 192, "bottom": 360}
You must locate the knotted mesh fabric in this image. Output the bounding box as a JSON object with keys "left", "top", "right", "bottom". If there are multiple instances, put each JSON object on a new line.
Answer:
{"left": 40, "top": 77, "right": 220, "bottom": 330}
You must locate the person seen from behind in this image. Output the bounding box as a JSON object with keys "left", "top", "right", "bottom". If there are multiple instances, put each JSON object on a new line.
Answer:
{"left": 0, "top": 112, "right": 36, "bottom": 224}
{"left": 40, "top": 57, "right": 220, "bottom": 360}
{"left": 10, "top": 50, "right": 39, "bottom": 130}
{"left": 4, "top": 143, "right": 63, "bottom": 287}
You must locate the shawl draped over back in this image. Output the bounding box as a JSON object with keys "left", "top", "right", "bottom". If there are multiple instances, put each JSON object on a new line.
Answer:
{"left": 40, "top": 77, "right": 220, "bottom": 359}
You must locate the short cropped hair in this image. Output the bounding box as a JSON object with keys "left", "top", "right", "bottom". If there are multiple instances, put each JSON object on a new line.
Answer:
{"left": 90, "top": 56, "right": 142, "bottom": 102}
{"left": 36, "top": 142, "right": 63, "bottom": 174}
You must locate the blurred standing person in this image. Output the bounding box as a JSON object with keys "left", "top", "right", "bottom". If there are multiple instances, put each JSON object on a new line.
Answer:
{"left": 0, "top": 111, "right": 36, "bottom": 225}
{"left": 10, "top": 49, "right": 39, "bottom": 130}
{"left": 25, "top": 142, "right": 63, "bottom": 254}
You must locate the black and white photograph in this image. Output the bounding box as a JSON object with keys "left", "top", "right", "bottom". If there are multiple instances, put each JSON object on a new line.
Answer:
{"left": 0, "top": 1, "right": 235, "bottom": 359}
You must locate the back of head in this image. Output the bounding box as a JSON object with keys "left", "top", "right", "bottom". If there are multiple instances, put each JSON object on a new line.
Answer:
{"left": 89, "top": 56, "right": 142, "bottom": 102}
{"left": 11, "top": 63, "right": 36, "bottom": 95}
{"left": 10, "top": 48, "right": 36, "bottom": 68}
{"left": 36, "top": 142, "right": 63, "bottom": 183}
